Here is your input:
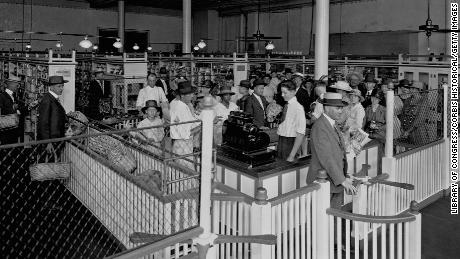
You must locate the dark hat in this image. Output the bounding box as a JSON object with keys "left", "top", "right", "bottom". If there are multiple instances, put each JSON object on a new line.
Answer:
{"left": 253, "top": 78, "right": 266, "bottom": 87}
{"left": 141, "top": 100, "right": 161, "bottom": 113}
{"left": 398, "top": 79, "right": 411, "bottom": 88}
{"left": 217, "top": 86, "right": 235, "bottom": 96}
{"left": 159, "top": 67, "right": 168, "bottom": 74}
{"left": 370, "top": 90, "right": 384, "bottom": 100}
{"left": 47, "top": 75, "right": 68, "bottom": 85}
{"left": 284, "top": 68, "right": 293, "bottom": 74}
{"left": 320, "top": 92, "right": 348, "bottom": 107}
{"left": 178, "top": 81, "right": 195, "bottom": 95}
{"left": 238, "top": 80, "right": 251, "bottom": 88}
{"left": 381, "top": 78, "right": 393, "bottom": 85}
{"left": 364, "top": 74, "right": 377, "bottom": 83}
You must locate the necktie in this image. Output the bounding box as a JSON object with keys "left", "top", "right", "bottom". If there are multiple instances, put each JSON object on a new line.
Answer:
{"left": 334, "top": 123, "right": 345, "bottom": 151}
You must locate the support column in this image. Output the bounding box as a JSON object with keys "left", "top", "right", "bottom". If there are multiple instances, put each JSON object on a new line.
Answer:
{"left": 183, "top": 0, "right": 192, "bottom": 54}
{"left": 314, "top": 0, "right": 329, "bottom": 80}
{"left": 118, "top": 0, "right": 125, "bottom": 53}
{"left": 238, "top": 13, "right": 245, "bottom": 53}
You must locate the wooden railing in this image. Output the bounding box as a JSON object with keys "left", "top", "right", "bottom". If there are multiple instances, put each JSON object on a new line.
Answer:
{"left": 393, "top": 139, "right": 446, "bottom": 213}
{"left": 327, "top": 201, "right": 422, "bottom": 259}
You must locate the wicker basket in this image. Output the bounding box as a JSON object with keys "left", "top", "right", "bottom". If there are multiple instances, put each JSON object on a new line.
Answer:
{"left": 29, "top": 150, "right": 70, "bottom": 181}
{"left": 0, "top": 113, "right": 19, "bottom": 130}
{"left": 88, "top": 135, "right": 137, "bottom": 174}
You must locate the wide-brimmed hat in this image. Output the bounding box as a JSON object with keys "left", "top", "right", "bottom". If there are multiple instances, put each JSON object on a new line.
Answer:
{"left": 364, "top": 74, "right": 377, "bottom": 83}
{"left": 293, "top": 72, "right": 305, "bottom": 78}
{"left": 320, "top": 92, "right": 348, "bottom": 107}
{"left": 253, "top": 78, "right": 266, "bottom": 87}
{"left": 346, "top": 71, "right": 363, "bottom": 82}
{"left": 159, "top": 67, "right": 168, "bottom": 74}
{"left": 178, "top": 81, "right": 194, "bottom": 95}
{"left": 349, "top": 89, "right": 364, "bottom": 102}
{"left": 239, "top": 80, "right": 251, "bottom": 88}
{"left": 398, "top": 79, "right": 411, "bottom": 88}
{"left": 141, "top": 100, "right": 161, "bottom": 113}
{"left": 6, "top": 75, "right": 21, "bottom": 84}
{"left": 330, "top": 81, "right": 353, "bottom": 92}
{"left": 47, "top": 75, "right": 68, "bottom": 85}
{"left": 218, "top": 86, "right": 235, "bottom": 96}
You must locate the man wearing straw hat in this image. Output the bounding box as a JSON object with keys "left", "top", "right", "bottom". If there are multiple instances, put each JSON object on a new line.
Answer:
{"left": 307, "top": 92, "right": 357, "bottom": 208}
{"left": 0, "top": 75, "right": 22, "bottom": 144}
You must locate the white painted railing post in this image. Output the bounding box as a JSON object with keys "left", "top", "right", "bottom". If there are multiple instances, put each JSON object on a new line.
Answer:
{"left": 408, "top": 201, "right": 422, "bottom": 259}
{"left": 194, "top": 96, "right": 218, "bottom": 259}
{"left": 383, "top": 90, "right": 397, "bottom": 215}
{"left": 314, "top": 170, "right": 331, "bottom": 258}
{"left": 442, "top": 84, "right": 450, "bottom": 191}
{"left": 250, "top": 187, "right": 272, "bottom": 259}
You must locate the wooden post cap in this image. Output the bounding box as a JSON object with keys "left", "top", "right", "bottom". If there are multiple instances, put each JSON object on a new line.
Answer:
{"left": 203, "top": 96, "right": 214, "bottom": 109}
{"left": 410, "top": 200, "right": 420, "bottom": 212}
{"left": 255, "top": 187, "right": 268, "bottom": 205}
{"left": 317, "top": 169, "right": 328, "bottom": 182}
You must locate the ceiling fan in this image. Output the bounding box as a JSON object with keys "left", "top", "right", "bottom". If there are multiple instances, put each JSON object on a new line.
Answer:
{"left": 418, "top": 0, "right": 460, "bottom": 38}
{"left": 238, "top": 0, "right": 282, "bottom": 42}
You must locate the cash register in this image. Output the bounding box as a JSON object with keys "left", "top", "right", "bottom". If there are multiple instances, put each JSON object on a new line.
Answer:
{"left": 221, "top": 111, "right": 276, "bottom": 168}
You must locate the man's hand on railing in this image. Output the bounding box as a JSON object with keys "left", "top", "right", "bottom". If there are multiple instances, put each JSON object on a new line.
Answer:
{"left": 342, "top": 178, "right": 357, "bottom": 195}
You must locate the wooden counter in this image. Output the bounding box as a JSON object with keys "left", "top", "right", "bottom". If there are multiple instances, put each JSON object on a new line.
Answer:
{"left": 215, "top": 140, "right": 383, "bottom": 200}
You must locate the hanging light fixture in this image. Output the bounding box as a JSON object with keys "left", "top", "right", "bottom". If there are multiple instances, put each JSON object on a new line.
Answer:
{"left": 265, "top": 41, "right": 275, "bottom": 50}
{"left": 79, "top": 35, "right": 92, "bottom": 49}
{"left": 113, "top": 38, "right": 122, "bottom": 49}
{"left": 147, "top": 46, "right": 152, "bottom": 51}
{"left": 193, "top": 45, "right": 200, "bottom": 51}
{"left": 25, "top": 43, "right": 32, "bottom": 49}
{"left": 92, "top": 44, "right": 99, "bottom": 50}
{"left": 133, "top": 43, "right": 140, "bottom": 51}
{"left": 56, "top": 41, "right": 63, "bottom": 48}
{"left": 197, "top": 39, "right": 206, "bottom": 49}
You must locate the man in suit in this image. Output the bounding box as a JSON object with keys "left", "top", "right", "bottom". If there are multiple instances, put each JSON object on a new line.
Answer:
{"left": 86, "top": 70, "right": 104, "bottom": 120}
{"left": 37, "top": 76, "right": 68, "bottom": 142}
{"left": 245, "top": 79, "right": 268, "bottom": 128}
{"left": 361, "top": 74, "right": 377, "bottom": 108}
{"left": 306, "top": 92, "right": 357, "bottom": 209}
{"left": 158, "top": 67, "right": 175, "bottom": 102}
{"left": 0, "top": 76, "right": 22, "bottom": 144}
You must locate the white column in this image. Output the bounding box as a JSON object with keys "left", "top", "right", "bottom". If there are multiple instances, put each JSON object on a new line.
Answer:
{"left": 382, "top": 90, "right": 397, "bottom": 214}
{"left": 314, "top": 170, "right": 330, "bottom": 258}
{"left": 183, "top": 0, "right": 192, "bottom": 54}
{"left": 118, "top": 0, "right": 125, "bottom": 53}
{"left": 442, "top": 84, "right": 450, "bottom": 190}
{"left": 250, "top": 188, "right": 272, "bottom": 259}
{"left": 314, "top": 0, "right": 330, "bottom": 80}
{"left": 239, "top": 13, "right": 245, "bottom": 53}
{"left": 385, "top": 90, "right": 395, "bottom": 157}
{"left": 194, "top": 96, "right": 217, "bottom": 259}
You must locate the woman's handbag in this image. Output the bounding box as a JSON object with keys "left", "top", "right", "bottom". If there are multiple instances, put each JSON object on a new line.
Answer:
{"left": 29, "top": 148, "right": 71, "bottom": 181}
{"left": 0, "top": 113, "right": 19, "bottom": 130}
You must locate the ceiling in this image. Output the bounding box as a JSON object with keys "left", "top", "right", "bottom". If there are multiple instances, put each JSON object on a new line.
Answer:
{"left": 88, "top": 0, "right": 311, "bottom": 12}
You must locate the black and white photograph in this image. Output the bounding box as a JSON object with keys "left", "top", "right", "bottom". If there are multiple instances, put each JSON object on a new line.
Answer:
{"left": 0, "top": 0, "right": 458, "bottom": 258}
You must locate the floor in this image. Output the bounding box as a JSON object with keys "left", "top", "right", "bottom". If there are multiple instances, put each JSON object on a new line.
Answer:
{"left": 421, "top": 196, "right": 460, "bottom": 259}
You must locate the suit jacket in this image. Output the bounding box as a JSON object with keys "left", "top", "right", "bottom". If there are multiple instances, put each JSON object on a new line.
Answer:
{"left": 306, "top": 114, "right": 347, "bottom": 193}
{"left": 0, "top": 91, "right": 19, "bottom": 144}
{"left": 236, "top": 95, "right": 249, "bottom": 111}
{"left": 156, "top": 79, "right": 175, "bottom": 102}
{"left": 37, "top": 93, "right": 67, "bottom": 140}
{"left": 296, "top": 87, "right": 313, "bottom": 118}
{"left": 244, "top": 94, "right": 268, "bottom": 127}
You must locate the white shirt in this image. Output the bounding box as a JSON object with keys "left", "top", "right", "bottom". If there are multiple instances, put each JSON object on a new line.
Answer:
{"left": 49, "top": 90, "right": 59, "bottom": 99}
{"left": 214, "top": 101, "right": 238, "bottom": 121}
{"left": 346, "top": 103, "right": 365, "bottom": 130}
{"left": 311, "top": 100, "right": 324, "bottom": 119}
{"left": 253, "top": 94, "right": 265, "bottom": 111}
{"left": 169, "top": 100, "right": 199, "bottom": 140}
{"left": 136, "top": 117, "right": 165, "bottom": 142}
{"left": 5, "top": 88, "right": 14, "bottom": 102}
{"left": 277, "top": 97, "right": 306, "bottom": 137}
{"left": 136, "top": 85, "right": 167, "bottom": 108}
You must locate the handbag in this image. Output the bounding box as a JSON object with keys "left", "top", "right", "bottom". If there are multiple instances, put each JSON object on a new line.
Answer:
{"left": 0, "top": 113, "right": 19, "bottom": 130}
{"left": 29, "top": 148, "right": 70, "bottom": 181}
